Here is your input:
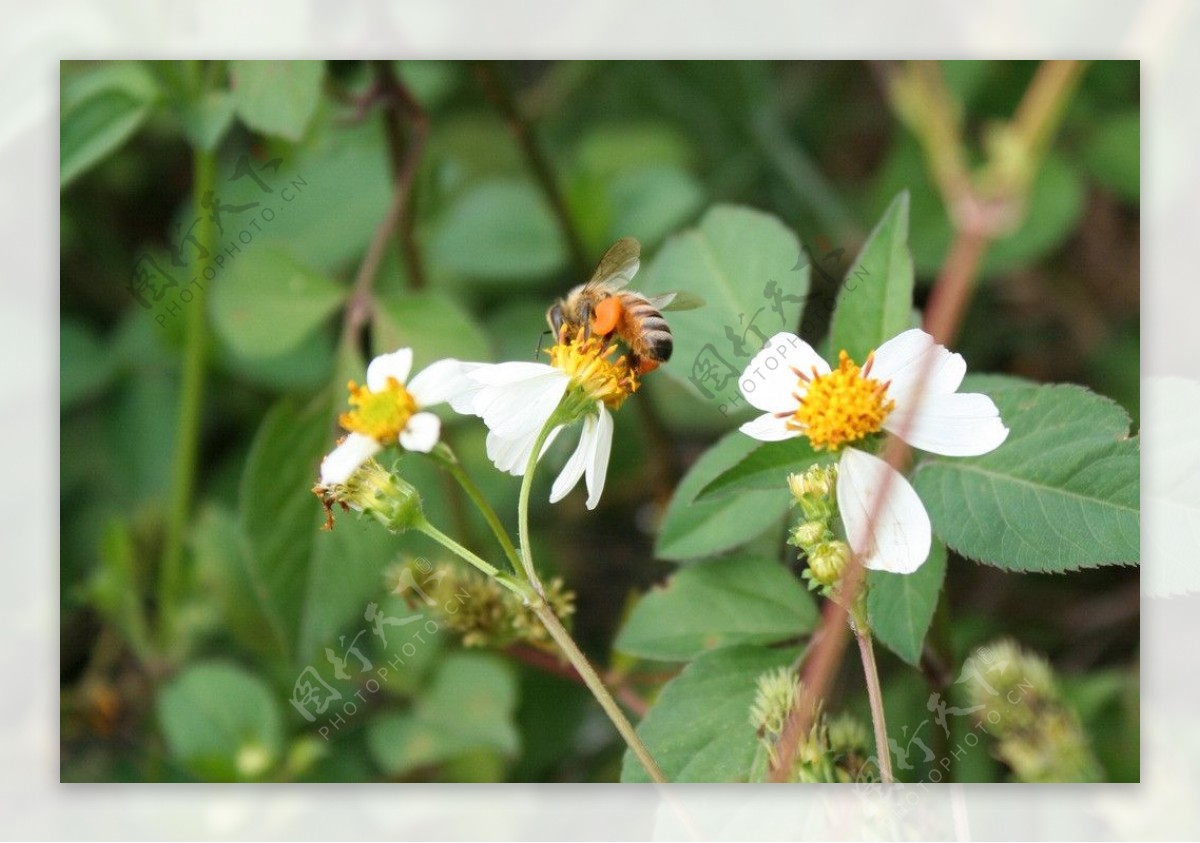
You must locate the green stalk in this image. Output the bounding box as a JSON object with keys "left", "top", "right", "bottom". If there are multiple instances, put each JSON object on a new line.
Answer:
{"left": 159, "top": 145, "right": 216, "bottom": 645}
{"left": 514, "top": 413, "right": 667, "bottom": 784}
{"left": 428, "top": 443, "right": 522, "bottom": 573}
{"left": 416, "top": 519, "right": 530, "bottom": 601}
{"left": 852, "top": 619, "right": 894, "bottom": 783}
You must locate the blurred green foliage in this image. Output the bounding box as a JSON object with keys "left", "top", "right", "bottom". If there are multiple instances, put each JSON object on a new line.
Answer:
{"left": 61, "top": 60, "right": 1138, "bottom": 783}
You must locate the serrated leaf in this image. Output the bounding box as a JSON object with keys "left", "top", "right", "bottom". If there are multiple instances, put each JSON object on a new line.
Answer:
{"left": 372, "top": 291, "right": 492, "bottom": 371}
{"left": 230, "top": 60, "right": 324, "bottom": 141}
{"left": 61, "top": 62, "right": 160, "bottom": 188}
{"left": 867, "top": 539, "right": 947, "bottom": 666}
{"left": 430, "top": 179, "right": 567, "bottom": 283}
{"left": 827, "top": 191, "right": 913, "bottom": 363}
{"left": 697, "top": 437, "right": 825, "bottom": 501}
{"left": 239, "top": 395, "right": 397, "bottom": 669}
{"left": 368, "top": 653, "right": 519, "bottom": 776}
{"left": 639, "top": 205, "right": 809, "bottom": 411}
{"left": 621, "top": 645, "right": 796, "bottom": 782}
{"left": 210, "top": 247, "right": 346, "bottom": 360}
{"left": 656, "top": 430, "right": 791, "bottom": 562}
{"left": 912, "top": 378, "right": 1139, "bottom": 572}
{"left": 616, "top": 554, "right": 816, "bottom": 661}
{"left": 157, "top": 661, "right": 283, "bottom": 782}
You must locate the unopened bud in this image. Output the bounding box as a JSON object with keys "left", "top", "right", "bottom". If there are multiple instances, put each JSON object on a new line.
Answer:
{"left": 791, "top": 520, "right": 827, "bottom": 551}
{"left": 808, "top": 540, "right": 850, "bottom": 587}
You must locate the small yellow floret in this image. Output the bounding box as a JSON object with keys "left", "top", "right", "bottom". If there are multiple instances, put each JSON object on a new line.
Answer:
{"left": 339, "top": 377, "right": 417, "bottom": 442}
{"left": 548, "top": 328, "right": 639, "bottom": 410}
{"left": 790, "top": 351, "right": 893, "bottom": 450}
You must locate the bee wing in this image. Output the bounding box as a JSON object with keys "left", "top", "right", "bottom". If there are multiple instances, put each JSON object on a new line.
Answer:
{"left": 645, "top": 291, "right": 706, "bottom": 312}
{"left": 586, "top": 237, "right": 641, "bottom": 292}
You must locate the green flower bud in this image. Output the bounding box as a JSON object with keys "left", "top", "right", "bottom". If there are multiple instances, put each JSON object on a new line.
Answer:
{"left": 807, "top": 540, "right": 850, "bottom": 587}
{"left": 790, "top": 520, "right": 828, "bottom": 551}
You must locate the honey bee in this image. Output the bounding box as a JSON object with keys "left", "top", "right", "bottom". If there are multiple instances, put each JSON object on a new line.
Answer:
{"left": 546, "top": 237, "right": 703, "bottom": 374}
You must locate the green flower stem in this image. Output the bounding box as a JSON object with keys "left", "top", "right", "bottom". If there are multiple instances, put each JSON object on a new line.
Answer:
{"left": 416, "top": 519, "right": 529, "bottom": 601}
{"left": 159, "top": 144, "right": 216, "bottom": 645}
{"left": 428, "top": 443, "right": 522, "bottom": 573}
{"left": 852, "top": 618, "right": 894, "bottom": 784}
{"left": 516, "top": 412, "right": 667, "bottom": 784}
{"left": 528, "top": 598, "right": 666, "bottom": 784}
{"left": 516, "top": 418, "right": 559, "bottom": 590}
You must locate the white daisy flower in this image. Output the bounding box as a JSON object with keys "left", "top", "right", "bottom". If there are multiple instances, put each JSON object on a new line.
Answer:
{"left": 319, "top": 349, "right": 473, "bottom": 486}
{"left": 450, "top": 330, "right": 637, "bottom": 510}
{"left": 738, "top": 329, "right": 1009, "bottom": 574}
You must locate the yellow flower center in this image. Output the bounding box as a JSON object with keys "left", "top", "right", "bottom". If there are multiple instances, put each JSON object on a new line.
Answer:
{"left": 339, "top": 377, "right": 417, "bottom": 442}
{"left": 548, "top": 328, "right": 639, "bottom": 410}
{"left": 789, "top": 350, "right": 894, "bottom": 451}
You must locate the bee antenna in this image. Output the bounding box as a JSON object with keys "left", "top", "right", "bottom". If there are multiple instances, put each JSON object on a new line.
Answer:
{"left": 534, "top": 329, "right": 553, "bottom": 359}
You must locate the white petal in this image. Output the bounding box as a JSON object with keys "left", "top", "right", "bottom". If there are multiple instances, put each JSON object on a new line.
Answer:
{"left": 884, "top": 392, "right": 1009, "bottom": 457}
{"left": 319, "top": 433, "right": 381, "bottom": 486}
{"left": 739, "top": 412, "right": 797, "bottom": 442}
{"left": 399, "top": 411, "right": 441, "bottom": 453}
{"left": 473, "top": 370, "right": 569, "bottom": 441}
{"left": 869, "top": 329, "right": 966, "bottom": 406}
{"left": 584, "top": 405, "right": 614, "bottom": 510}
{"left": 549, "top": 423, "right": 591, "bottom": 504}
{"left": 836, "top": 447, "right": 931, "bottom": 575}
{"left": 407, "top": 359, "right": 482, "bottom": 408}
{"left": 366, "top": 348, "right": 413, "bottom": 391}
{"left": 487, "top": 425, "right": 563, "bottom": 476}
{"left": 738, "top": 332, "right": 829, "bottom": 413}
{"left": 469, "top": 361, "right": 557, "bottom": 387}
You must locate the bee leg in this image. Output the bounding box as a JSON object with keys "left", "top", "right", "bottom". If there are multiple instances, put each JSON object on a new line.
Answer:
{"left": 580, "top": 302, "right": 593, "bottom": 342}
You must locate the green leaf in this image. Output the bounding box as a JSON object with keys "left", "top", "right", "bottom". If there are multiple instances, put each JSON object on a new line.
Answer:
{"left": 827, "top": 191, "right": 913, "bottom": 363}
{"left": 210, "top": 247, "right": 346, "bottom": 360}
{"left": 191, "top": 505, "right": 282, "bottom": 658}
{"left": 1083, "top": 110, "right": 1139, "bottom": 204}
{"left": 912, "top": 377, "right": 1139, "bottom": 572}
{"left": 372, "top": 290, "right": 492, "bottom": 371}
{"left": 697, "top": 438, "right": 824, "bottom": 501}
{"left": 176, "top": 89, "right": 236, "bottom": 152}
{"left": 621, "top": 645, "right": 796, "bottom": 782}
{"left": 368, "top": 653, "right": 519, "bottom": 776}
{"left": 656, "top": 430, "right": 791, "bottom": 562}
{"left": 61, "top": 62, "right": 160, "bottom": 188}
{"left": 61, "top": 318, "right": 116, "bottom": 409}
{"left": 605, "top": 165, "right": 705, "bottom": 250}
{"left": 430, "top": 180, "right": 567, "bottom": 283}
{"left": 867, "top": 539, "right": 947, "bottom": 666}
{"left": 157, "top": 661, "right": 283, "bottom": 781}
{"left": 639, "top": 205, "right": 809, "bottom": 411}
{"left": 616, "top": 554, "right": 816, "bottom": 661}
{"left": 230, "top": 60, "right": 324, "bottom": 141}
{"left": 239, "top": 396, "right": 397, "bottom": 668}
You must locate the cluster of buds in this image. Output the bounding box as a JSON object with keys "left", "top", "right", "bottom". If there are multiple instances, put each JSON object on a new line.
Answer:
{"left": 786, "top": 464, "right": 850, "bottom": 593}
{"left": 313, "top": 457, "right": 423, "bottom": 533}
{"left": 749, "top": 666, "right": 877, "bottom": 783}
{"left": 390, "top": 558, "right": 575, "bottom": 652}
{"left": 962, "top": 639, "right": 1102, "bottom": 782}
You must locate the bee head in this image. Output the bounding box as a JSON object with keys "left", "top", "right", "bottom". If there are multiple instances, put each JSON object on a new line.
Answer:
{"left": 546, "top": 302, "right": 567, "bottom": 342}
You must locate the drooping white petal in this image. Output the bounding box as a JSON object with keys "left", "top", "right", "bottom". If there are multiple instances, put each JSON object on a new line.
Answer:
{"left": 366, "top": 348, "right": 414, "bottom": 391}
{"left": 583, "top": 404, "right": 614, "bottom": 510}
{"left": 739, "top": 411, "right": 797, "bottom": 442}
{"left": 486, "top": 425, "right": 563, "bottom": 476}
{"left": 869, "top": 329, "right": 965, "bottom": 406}
{"left": 406, "top": 359, "right": 482, "bottom": 408}
{"left": 738, "top": 332, "right": 829, "bottom": 413}
{"left": 399, "top": 411, "right": 441, "bottom": 453}
{"left": 549, "top": 421, "right": 591, "bottom": 504}
{"left": 469, "top": 361, "right": 557, "bottom": 387}
{"left": 884, "top": 392, "right": 1009, "bottom": 457}
{"left": 836, "top": 447, "right": 932, "bottom": 575}
{"left": 319, "top": 433, "right": 382, "bottom": 486}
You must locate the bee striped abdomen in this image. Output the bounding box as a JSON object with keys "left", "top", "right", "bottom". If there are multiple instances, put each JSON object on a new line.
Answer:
{"left": 626, "top": 299, "right": 673, "bottom": 362}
